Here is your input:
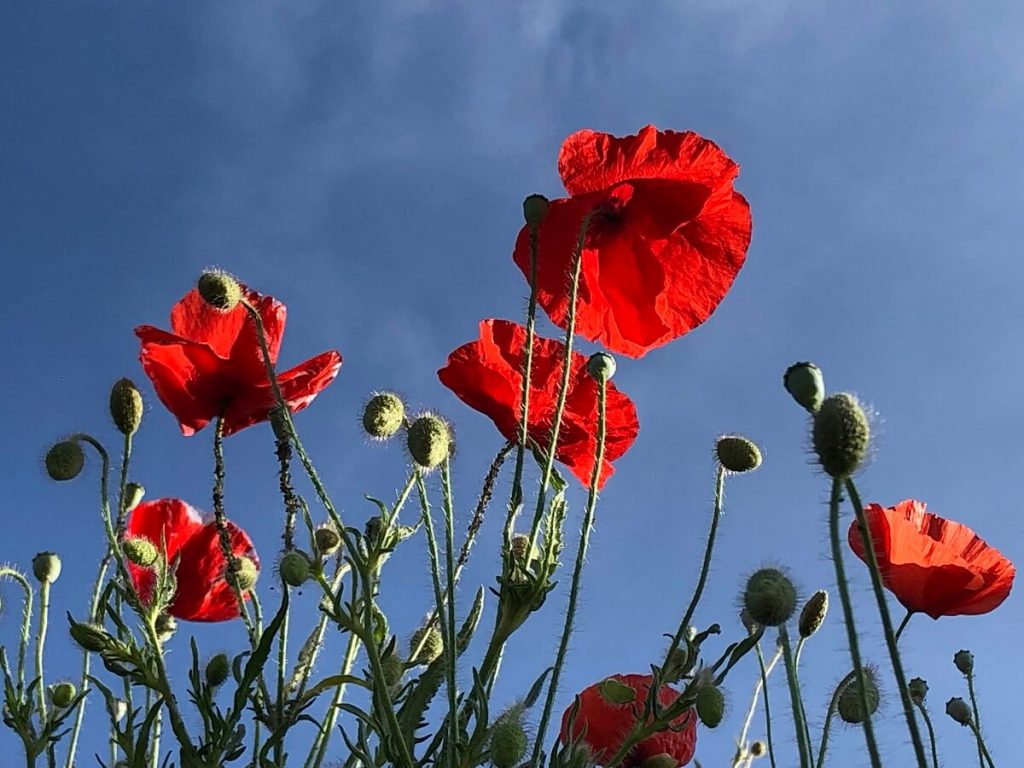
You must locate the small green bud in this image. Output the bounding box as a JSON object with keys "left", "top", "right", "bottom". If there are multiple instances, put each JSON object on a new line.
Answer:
{"left": 363, "top": 392, "right": 405, "bottom": 440}
{"left": 407, "top": 414, "right": 452, "bottom": 469}
{"left": 523, "top": 194, "right": 550, "bottom": 228}
{"left": 197, "top": 270, "right": 242, "bottom": 312}
{"left": 953, "top": 649, "right": 974, "bottom": 676}
{"left": 945, "top": 697, "right": 972, "bottom": 726}
{"left": 587, "top": 352, "right": 616, "bottom": 382}
{"left": 812, "top": 393, "right": 870, "bottom": 478}
{"left": 798, "top": 590, "right": 828, "bottom": 639}
{"left": 598, "top": 677, "right": 636, "bottom": 705}
{"left": 109, "top": 378, "right": 143, "bottom": 436}
{"left": 743, "top": 568, "right": 797, "bottom": 627}
{"left": 225, "top": 556, "right": 259, "bottom": 592}
{"left": 837, "top": 671, "right": 881, "bottom": 724}
{"left": 122, "top": 537, "right": 159, "bottom": 568}
{"left": 783, "top": 362, "right": 825, "bottom": 413}
{"left": 314, "top": 524, "right": 341, "bottom": 556}
{"left": 69, "top": 619, "right": 113, "bottom": 653}
{"left": 205, "top": 653, "right": 230, "bottom": 688}
{"left": 382, "top": 653, "right": 405, "bottom": 692}
{"left": 409, "top": 625, "right": 444, "bottom": 665}
{"left": 49, "top": 682, "right": 76, "bottom": 708}
{"left": 696, "top": 685, "right": 725, "bottom": 728}
{"left": 124, "top": 482, "right": 145, "bottom": 511}
{"left": 45, "top": 440, "right": 84, "bottom": 482}
{"left": 154, "top": 612, "right": 177, "bottom": 643}
{"left": 32, "top": 552, "right": 62, "bottom": 584}
{"left": 364, "top": 516, "right": 383, "bottom": 547}
{"left": 715, "top": 435, "right": 762, "bottom": 473}
{"left": 279, "top": 550, "right": 312, "bottom": 588}
{"left": 490, "top": 714, "right": 528, "bottom": 768}
{"left": 908, "top": 677, "right": 928, "bottom": 705}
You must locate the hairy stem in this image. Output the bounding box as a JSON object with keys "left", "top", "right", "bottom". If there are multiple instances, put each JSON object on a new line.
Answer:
{"left": 779, "top": 625, "right": 811, "bottom": 767}
{"left": 732, "top": 645, "right": 782, "bottom": 767}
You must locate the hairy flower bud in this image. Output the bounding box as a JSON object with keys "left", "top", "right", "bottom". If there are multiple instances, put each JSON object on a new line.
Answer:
{"left": 945, "top": 697, "right": 972, "bottom": 726}
{"left": 523, "top": 194, "right": 550, "bottom": 228}
{"left": 812, "top": 393, "right": 870, "bottom": 478}
{"left": 197, "top": 270, "right": 242, "bottom": 312}
{"left": 490, "top": 713, "right": 528, "bottom": 768}
{"left": 409, "top": 625, "right": 444, "bottom": 665}
{"left": 205, "top": 653, "right": 230, "bottom": 688}
{"left": 837, "top": 670, "right": 881, "bottom": 724}
{"left": 696, "top": 685, "right": 725, "bottom": 728}
{"left": 49, "top": 681, "right": 76, "bottom": 708}
{"left": 743, "top": 568, "right": 797, "bottom": 627}
{"left": 798, "top": 590, "right": 828, "bottom": 639}
{"left": 908, "top": 677, "right": 928, "bottom": 705}
{"left": 109, "top": 378, "right": 143, "bottom": 436}
{"left": 226, "top": 556, "right": 259, "bottom": 592}
{"left": 716, "top": 435, "right": 762, "bottom": 473}
{"left": 122, "top": 537, "right": 158, "bottom": 568}
{"left": 279, "top": 550, "right": 312, "bottom": 588}
{"left": 363, "top": 392, "right": 405, "bottom": 440}
{"left": 587, "top": 352, "right": 616, "bottom": 382}
{"left": 783, "top": 362, "right": 825, "bottom": 413}
{"left": 953, "top": 649, "right": 974, "bottom": 676}
{"left": 314, "top": 524, "right": 341, "bottom": 557}
{"left": 32, "top": 552, "right": 62, "bottom": 584}
{"left": 45, "top": 440, "right": 84, "bottom": 482}
{"left": 124, "top": 482, "right": 145, "bottom": 511}
{"left": 407, "top": 414, "right": 452, "bottom": 469}
{"left": 69, "top": 619, "right": 113, "bottom": 653}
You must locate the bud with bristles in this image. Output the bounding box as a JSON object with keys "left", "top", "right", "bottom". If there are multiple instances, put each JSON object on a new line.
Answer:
{"left": 109, "top": 378, "right": 143, "bottom": 436}
{"left": 154, "top": 613, "right": 177, "bottom": 643}
{"left": 798, "top": 590, "right": 828, "bottom": 638}
{"left": 49, "top": 682, "right": 76, "bottom": 708}
{"left": 124, "top": 482, "right": 145, "bottom": 511}
{"left": 69, "top": 619, "right": 113, "bottom": 653}
{"left": 743, "top": 568, "right": 797, "bottom": 627}
{"left": 409, "top": 625, "right": 444, "bottom": 665}
{"left": 45, "top": 441, "right": 84, "bottom": 482}
{"left": 784, "top": 362, "right": 825, "bottom": 413}
{"left": 314, "top": 525, "right": 341, "bottom": 557}
{"left": 945, "top": 697, "right": 972, "bottom": 726}
{"left": 587, "top": 352, "right": 616, "bottom": 382}
{"left": 908, "top": 677, "right": 928, "bottom": 705}
{"left": 716, "top": 435, "right": 762, "bottom": 473}
{"left": 205, "top": 653, "right": 230, "bottom": 688}
{"left": 523, "top": 194, "right": 550, "bottom": 227}
{"left": 953, "top": 649, "right": 974, "bottom": 676}
{"left": 837, "top": 669, "right": 881, "bottom": 724}
{"left": 32, "top": 552, "right": 62, "bottom": 584}
{"left": 407, "top": 414, "right": 452, "bottom": 469}
{"left": 279, "top": 551, "right": 312, "bottom": 588}
{"left": 696, "top": 685, "right": 725, "bottom": 728}
{"left": 363, "top": 392, "right": 405, "bottom": 440}
{"left": 226, "top": 556, "right": 259, "bottom": 592}
{"left": 197, "top": 270, "right": 242, "bottom": 312}
{"left": 490, "top": 713, "right": 528, "bottom": 768}
{"left": 812, "top": 393, "right": 870, "bottom": 478}
{"left": 122, "top": 537, "right": 158, "bottom": 568}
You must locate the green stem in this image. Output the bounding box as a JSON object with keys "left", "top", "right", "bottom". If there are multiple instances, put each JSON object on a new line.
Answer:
{"left": 779, "top": 626, "right": 811, "bottom": 767}
{"left": 895, "top": 609, "right": 914, "bottom": 643}
{"left": 441, "top": 460, "right": 461, "bottom": 768}
{"left": 0, "top": 568, "right": 33, "bottom": 696}
{"left": 815, "top": 671, "right": 854, "bottom": 768}
{"left": 459, "top": 442, "right": 512, "bottom": 574}
{"left": 530, "top": 373, "right": 607, "bottom": 768}
{"left": 966, "top": 673, "right": 985, "bottom": 768}
{"left": 150, "top": 707, "right": 162, "bottom": 768}
{"left": 828, "top": 478, "right": 882, "bottom": 768}
{"left": 913, "top": 702, "right": 940, "bottom": 768}
{"left": 845, "top": 479, "right": 928, "bottom": 767}
{"left": 307, "top": 630, "right": 362, "bottom": 768}
{"left": 969, "top": 722, "right": 996, "bottom": 768}
{"left": 755, "top": 644, "right": 778, "bottom": 768}
{"left": 35, "top": 581, "right": 50, "bottom": 721}
{"left": 732, "top": 645, "right": 782, "bottom": 767}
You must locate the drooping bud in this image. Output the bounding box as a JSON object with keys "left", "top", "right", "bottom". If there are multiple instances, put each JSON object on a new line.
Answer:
{"left": 109, "top": 378, "right": 143, "bottom": 436}
{"left": 154, "top": 613, "right": 177, "bottom": 643}
{"left": 407, "top": 414, "right": 452, "bottom": 469}
{"left": 490, "top": 713, "right": 528, "bottom": 768}
{"left": 908, "top": 677, "right": 928, "bottom": 705}
{"left": 409, "top": 625, "right": 444, "bottom": 665}
{"left": 124, "top": 482, "right": 145, "bottom": 511}
{"left": 523, "top": 194, "right": 550, "bottom": 228}
{"left": 225, "top": 556, "right": 259, "bottom": 592}
{"left": 837, "top": 670, "right": 881, "bottom": 724}
{"left": 743, "top": 568, "right": 797, "bottom": 627}
{"left": 122, "top": 537, "right": 159, "bottom": 568}
{"left": 205, "top": 653, "right": 230, "bottom": 688}
{"left": 45, "top": 441, "right": 84, "bottom": 482}
{"left": 363, "top": 392, "right": 405, "bottom": 440}
{"left": 953, "top": 649, "right": 974, "bottom": 676}
{"left": 783, "top": 362, "right": 825, "bottom": 413}
{"left": 587, "top": 352, "right": 616, "bottom": 382}
{"left": 597, "top": 677, "right": 636, "bottom": 705}
{"left": 314, "top": 524, "right": 341, "bottom": 557}
{"left": 49, "top": 681, "right": 77, "bottom": 708}
{"left": 945, "top": 697, "right": 972, "bottom": 726}
{"left": 798, "top": 590, "right": 828, "bottom": 639}
{"left": 32, "top": 552, "right": 62, "bottom": 584}
{"left": 812, "top": 393, "right": 870, "bottom": 478}
{"left": 69, "top": 618, "right": 113, "bottom": 653}
{"left": 715, "top": 435, "right": 762, "bottom": 473}
{"left": 197, "top": 270, "right": 242, "bottom": 312}
{"left": 696, "top": 685, "right": 725, "bottom": 728}
{"left": 279, "top": 550, "right": 312, "bottom": 588}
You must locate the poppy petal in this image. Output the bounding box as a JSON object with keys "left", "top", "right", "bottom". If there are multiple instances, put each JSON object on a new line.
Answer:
{"left": 171, "top": 520, "right": 259, "bottom": 622}
{"left": 124, "top": 499, "right": 207, "bottom": 605}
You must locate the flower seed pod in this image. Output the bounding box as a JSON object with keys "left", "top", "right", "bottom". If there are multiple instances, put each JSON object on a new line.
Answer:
{"left": 205, "top": 653, "right": 230, "bottom": 688}
{"left": 122, "top": 537, "right": 159, "bottom": 568}
{"left": 908, "top": 677, "right": 928, "bottom": 705}
{"left": 945, "top": 697, "right": 972, "bottom": 726}
{"left": 812, "top": 393, "right": 870, "bottom": 478}
{"left": 696, "top": 685, "right": 725, "bottom": 728}
{"left": 197, "top": 270, "right": 242, "bottom": 312}
{"left": 490, "top": 713, "right": 528, "bottom": 768}
{"left": 715, "top": 435, "right": 762, "bottom": 473}
{"left": 45, "top": 441, "right": 84, "bottom": 482}
{"left": 783, "top": 362, "right": 825, "bottom": 413}
{"left": 743, "top": 568, "right": 797, "bottom": 627}
{"left": 837, "top": 670, "right": 881, "bottom": 724}
{"left": 363, "top": 392, "right": 405, "bottom": 440}
{"left": 314, "top": 524, "right": 341, "bottom": 557}
{"left": 154, "top": 612, "right": 177, "bottom": 643}
{"left": 523, "top": 194, "right": 550, "bottom": 228}
{"left": 279, "top": 550, "right": 312, "bottom": 588}
{"left": 49, "top": 681, "right": 76, "bottom": 708}
{"left": 124, "top": 482, "right": 145, "bottom": 512}
{"left": 587, "top": 352, "right": 616, "bottom": 382}
{"left": 409, "top": 625, "right": 444, "bottom": 665}
{"left": 69, "top": 620, "right": 113, "bottom": 653}
{"left": 109, "top": 378, "right": 143, "bottom": 436}
{"left": 798, "top": 590, "right": 829, "bottom": 639}
{"left": 32, "top": 552, "right": 62, "bottom": 584}
{"left": 226, "top": 556, "right": 259, "bottom": 592}
{"left": 953, "top": 649, "right": 974, "bottom": 676}
{"left": 407, "top": 414, "right": 452, "bottom": 469}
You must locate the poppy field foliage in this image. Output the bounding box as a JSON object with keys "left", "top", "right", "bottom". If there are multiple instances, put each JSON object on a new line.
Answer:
{"left": 1, "top": 126, "right": 1015, "bottom": 768}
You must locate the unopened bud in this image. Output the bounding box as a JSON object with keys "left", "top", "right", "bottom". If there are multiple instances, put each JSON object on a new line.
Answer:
{"left": 314, "top": 525, "right": 341, "bottom": 556}
{"left": 945, "top": 697, "right": 972, "bottom": 726}
{"left": 409, "top": 625, "right": 444, "bottom": 665}
{"left": 382, "top": 653, "right": 405, "bottom": 692}
{"left": 837, "top": 671, "right": 881, "bottom": 724}
{"left": 279, "top": 550, "right": 312, "bottom": 588}
{"left": 32, "top": 552, "right": 62, "bottom": 584}
{"left": 638, "top": 754, "right": 676, "bottom": 768}
{"left": 953, "top": 649, "right": 974, "bottom": 676}
{"left": 122, "top": 537, "right": 158, "bottom": 568}
{"left": 49, "top": 682, "right": 76, "bottom": 708}
{"left": 587, "top": 352, "right": 616, "bottom": 382}
{"left": 364, "top": 516, "right": 383, "bottom": 547}
{"left": 908, "top": 677, "right": 928, "bottom": 705}
{"left": 490, "top": 714, "right": 528, "bottom": 768}
{"left": 197, "top": 270, "right": 242, "bottom": 312}
{"left": 696, "top": 685, "right": 725, "bottom": 728}
{"left": 743, "top": 568, "right": 797, "bottom": 627}
{"left": 523, "top": 194, "right": 550, "bottom": 228}
{"left": 407, "top": 414, "right": 452, "bottom": 469}
{"left": 783, "top": 362, "right": 825, "bottom": 413}
{"left": 798, "top": 590, "right": 828, "bottom": 639}
{"left": 716, "top": 435, "right": 762, "bottom": 473}
{"left": 205, "top": 653, "right": 230, "bottom": 688}
{"left": 363, "top": 392, "right": 405, "bottom": 440}
{"left": 598, "top": 677, "right": 636, "bottom": 705}
{"left": 45, "top": 441, "right": 84, "bottom": 482}
{"left": 124, "top": 482, "right": 145, "bottom": 511}
{"left": 109, "top": 378, "right": 143, "bottom": 436}
{"left": 813, "top": 393, "right": 870, "bottom": 478}
{"left": 69, "top": 618, "right": 113, "bottom": 653}
{"left": 225, "top": 556, "right": 259, "bottom": 592}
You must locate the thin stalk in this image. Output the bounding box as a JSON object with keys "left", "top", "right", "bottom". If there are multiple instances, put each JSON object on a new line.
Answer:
{"left": 307, "top": 631, "right": 362, "bottom": 768}
{"left": 895, "top": 609, "right": 914, "bottom": 643}
{"left": 815, "top": 671, "right": 854, "bottom": 768}
{"left": 441, "top": 460, "right": 461, "bottom": 768}
{"left": 459, "top": 442, "right": 512, "bottom": 574}
{"left": 969, "top": 722, "right": 996, "bottom": 768}
{"left": 141, "top": 619, "right": 195, "bottom": 763}
{"left": 754, "top": 644, "right": 779, "bottom": 768}
{"left": 732, "top": 645, "right": 782, "bottom": 767}
{"left": 0, "top": 568, "right": 33, "bottom": 695}
{"left": 779, "top": 626, "right": 811, "bottom": 768}
{"left": 827, "top": 477, "right": 882, "bottom": 768}
{"left": 150, "top": 708, "right": 162, "bottom": 768}
{"left": 35, "top": 581, "right": 51, "bottom": 720}
{"left": 913, "top": 702, "right": 940, "bottom": 768}
{"left": 530, "top": 372, "right": 607, "bottom": 768}
{"left": 966, "top": 673, "right": 985, "bottom": 768}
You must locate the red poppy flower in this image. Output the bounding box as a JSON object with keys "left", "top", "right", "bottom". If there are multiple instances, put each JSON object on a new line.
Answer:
{"left": 848, "top": 499, "right": 1015, "bottom": 620}
{"left": 125, "top": 498, "right": 259, "bottom": 622}
{"left": 135, "top": 286, "right": 342, "bottom": 436}
{"left": 560, "top": 674, "right": 697, "bottom": 767}
{"left": 437, "top": 319, "right": 638, "bottom": 489}
{"left": 513, "top": 125, "right": 752, "bottom": 359}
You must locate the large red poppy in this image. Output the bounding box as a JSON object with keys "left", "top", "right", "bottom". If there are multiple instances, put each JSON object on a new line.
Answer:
{"left": 135, "top": 286, "right": 342, "bottom": 436}
{"left": 437, "top": 319, "right": 638, "bottom": 489}
{"left": 560, "top": 674, "right": 697, "bottom": 767}
{"left": 513, "top": 125, "right": 752, "bottom": 359}
{"left": 848, "top": 499, "right": 1015, "bottom": 620}
{"left": 125, "top": 498, "right": 259, "bottom": 622}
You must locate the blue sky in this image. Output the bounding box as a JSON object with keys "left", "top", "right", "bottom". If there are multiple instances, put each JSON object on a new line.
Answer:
{"left": 2, "top": 2, "right": 1021, "bottom": 766}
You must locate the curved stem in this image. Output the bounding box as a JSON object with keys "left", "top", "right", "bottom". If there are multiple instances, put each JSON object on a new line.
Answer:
{"left": 914, "top": 702, "right": 940, "bottom": 768}
{"left": 0, "top": 568, "right": 33, "bottom": 696}
{"left": 895, "top": 609, "right": 914, "bottom": 643}
{"left": 754, "top": 644, "right": 778, "bottom": 768}
{"left": 815, "top": 671, "right": 854, "bottom": 768}
{"left": 779, "top": 626, "right": 811, "bottom": 767}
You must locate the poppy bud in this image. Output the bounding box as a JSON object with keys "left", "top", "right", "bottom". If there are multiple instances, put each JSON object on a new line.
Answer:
{"left": 279, "top": 550, "right": 312, "bottom": 588}
{"left": 798, "top": 590, "right": 828, "bottom": 639}
{"left": 812, "top": 393, "right": 870, "bottom": 478}
{"left": 122, "top": 537, "right": 158, "bottom": 568}
{"left": 953, "top": 649, "right": 974, "bottom": 676}
{"left": 363, "top": 392, "right": 405, "bottom": 440}
{"left": 154, "top": 612, "right": 177, "bottom": 643}
{"left": 587, "top": 352, "right": 616, "bottom": 382}
{"left": 908, "top": 677, "right": 928, "bottom": 705}
{"left": 597, "top": 677, "right": 636, "bottom": 705}
{"left": 32, "top": 552, "right": 62, "bottom": 584}
{"left": 696, "top": 685, "right": 725, "bottom": 728}
{"left": 743, "top": 568, "right": 797, "bottom": 627}
{"left": 69, "top": 619, "right": 113, "bottom": 653}
{"left": 49, "top": 681, "right": 76, "bottom": 709}
{"left": 407, "top": 414, "right": 452, "bottom": 469}
{"left": 409, "top": 625, "right": 444, "bottom": 665}
{"left": 205, "top": 653, "right": 230, "bottom": 688}
{"left": 783, "top": 362, "right": 825, "bottom": 413}
{"left": 945, "top": 696, "right": 972, "bottom": 726}
{"left": 837, "top": 670, "right": 881, "bottom": 724}
{"left": 638, "top": 754, "right": 676, "bottom": 768}
{"left": 523, "top": 194, "right": 550, "bottom": 228}
{"left": 750, "top": 740, "right": 767, "bottom": 758}
{"left": 124, "top": 482, "right": 145, "bottom": 512}
{"left": 226, "top": 556, "right": 259, "bottom": 592}
{"left": 109, "top": 378, "right": 143, "bottom": 436}
{"left": 314, "top": 524, "right": 341, "bottom": 557}
{"left": 45, "top": 440, "right": 84, "bottom": 482}
{"left": 715, "top": 435, "right": 762, "bottom": 473}
{"left": 197, "top": 270, "right": 242, "bottom": 312}
{"left": 382, "top": 652, "right": 405, "bottom": 693}
{"left": 509, "top": 533, "right": 539, "bottom": 563}
{"left": 490, "top": 713, "right": 528, "bottom": 768}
